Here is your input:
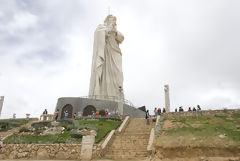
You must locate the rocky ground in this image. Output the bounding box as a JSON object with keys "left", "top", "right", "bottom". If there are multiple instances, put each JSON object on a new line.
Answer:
{"left": 1, "top": 157, "right": 240, "bottom": 161}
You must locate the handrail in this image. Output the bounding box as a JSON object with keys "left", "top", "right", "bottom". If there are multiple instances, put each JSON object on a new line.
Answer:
{"left": 79, "top": 95, "right": 136, "bottom": 108}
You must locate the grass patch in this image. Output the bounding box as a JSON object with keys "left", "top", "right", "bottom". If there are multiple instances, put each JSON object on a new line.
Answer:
{"left": 78, "top": 119, "right": 121, "bottom": 143}
{"left": 0, "top": 119, "right": 29, "bottom": 131}
{"left": 232, "top": 113, "right": 240, "bottom": 119}
{"left": 3, "top": 119, "right": 121, "bottom": 144}
{"left": 3, "top": 131, "right": 82, "bottom": 144}
{"left": 158, "top": 112, "right": 240, "bottom": 147}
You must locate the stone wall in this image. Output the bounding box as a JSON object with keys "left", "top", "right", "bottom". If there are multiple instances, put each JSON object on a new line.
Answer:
{"left": 55, "top": 97, "right": 145, "bottom": 118}
{"left": 0, "top": 144, "right": 81, "bottom": 160}
{"left": 162, "top": 109, "right": 240, "bottom": 119}
{"left": 0, "top": 115, "right": 128, "bottom": 160}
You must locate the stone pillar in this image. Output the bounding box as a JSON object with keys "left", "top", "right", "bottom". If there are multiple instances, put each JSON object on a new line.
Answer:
{"left": 118, "top": 87, "right": 124, "bottom": 115}
{"left": 164, "top": 85, "right": 170, "bottom": 113}
{"left": 26, "top": 114, "right": 30, "bottom": 119}
{"left": 0, "top": 96, "right": 4, "bottom": 116}
{"left": 81, "top": 135, "right": 95, "bottom": 160}
{"left": 13, "top": 113, "right": 16, "bottom": 119}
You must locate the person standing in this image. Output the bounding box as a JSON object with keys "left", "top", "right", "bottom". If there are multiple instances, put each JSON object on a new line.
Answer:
{"left": 54, "top": 109, "right": 59, "bottom": 120}
{"left": 64, "top": 111, "right": 68, "bottom": 119}
{"left": 193, "top": 107, "right": 197, "bottom": 112}
{"left": 197, "top": 105, "right": 201, "bottom": 111}
{"left": 73, "top": 113, "right": 76, "bottom": 119}
{"left": 43, "top": 109, "right": 48, "bottom": 114}
{"left": 163, "top": 108, "right": 166, "bottom": 113}
{"left": 154, "top": 108, "right": 157, "bottom": 117}
{"left": 145, "top": 110, "right": 150, "bottom": 125}
{"left": 157, "top": 108, "right": 161, "bottom": 115}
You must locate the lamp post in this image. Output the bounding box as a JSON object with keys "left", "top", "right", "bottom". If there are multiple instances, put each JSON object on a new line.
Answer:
{"left": 118, "top": 86, "right": 124, "bottom": 115}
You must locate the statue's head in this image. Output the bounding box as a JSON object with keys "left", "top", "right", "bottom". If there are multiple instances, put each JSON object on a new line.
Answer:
{"left": 104, "top": 14, "right": 116, "bottom": 26}
{"left": 164, "top": 85, "right": 169, "bottom": 91}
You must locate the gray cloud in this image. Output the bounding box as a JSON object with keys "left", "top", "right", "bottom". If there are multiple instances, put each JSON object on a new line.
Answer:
{"left": 0, "top": 0, "right": 240, "bottom": 118}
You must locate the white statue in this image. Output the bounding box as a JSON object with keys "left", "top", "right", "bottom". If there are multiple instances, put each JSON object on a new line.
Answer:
{"left": 89, "top": 15, "right": 124, "bottom": 100}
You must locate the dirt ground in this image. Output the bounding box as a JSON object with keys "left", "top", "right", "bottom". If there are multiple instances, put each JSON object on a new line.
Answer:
{"left": 153, "top": 113, "right": 240, "bottom": 160}
{"left": 151, "top": 157, "right": 240, "bottom": 161}
{"left": 1, "top": 158, "right": 239, "bottom": 161}
{"left": 97, "top": 157, "right": 240, "bottom": 161}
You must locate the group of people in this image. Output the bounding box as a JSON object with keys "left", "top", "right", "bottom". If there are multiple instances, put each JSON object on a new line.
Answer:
{"left": 63, "top": 111, "right": 77, "bottom": 119}
{"left": 93, "top": 110, "right": 109, "bottom": 116}
{"left": 43, "top": 109, "right": 77, "bottom": 120}
{"left": 145, "top": 107, "right": 167, "bottom": 125}
{"left": 175, "top": 105, "right": 201, "bottom": 112}
{"left": 145, "top": 105, "right": 202, "bottom": 125}
{"left": 154, "top": 107, "right": 166, "bottom": 116}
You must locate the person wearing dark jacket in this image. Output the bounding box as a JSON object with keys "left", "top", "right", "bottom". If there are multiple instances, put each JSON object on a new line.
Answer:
{"left": 145, "top": 110, "right": 150, "bottom": 125}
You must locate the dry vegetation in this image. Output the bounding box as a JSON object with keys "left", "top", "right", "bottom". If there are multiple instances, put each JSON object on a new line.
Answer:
{"left": 155, "top": 112, "right": 240, "bottom": 148}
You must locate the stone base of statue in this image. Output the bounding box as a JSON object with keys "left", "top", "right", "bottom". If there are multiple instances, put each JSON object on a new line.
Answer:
{"left": 55, "top": 97, "right": 145, "bottom": 119}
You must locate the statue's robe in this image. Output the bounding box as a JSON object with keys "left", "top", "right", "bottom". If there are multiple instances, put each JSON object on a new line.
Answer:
{"left": 89, "top": 24, "right": 124, "bottom": 100}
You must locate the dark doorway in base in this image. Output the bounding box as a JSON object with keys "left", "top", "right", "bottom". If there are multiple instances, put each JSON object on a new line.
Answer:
{"left": 61, "top": 104, "right": 73, "bottom": 119}
{"left": 83, "top": 105, "right": 96, "bottom": 116}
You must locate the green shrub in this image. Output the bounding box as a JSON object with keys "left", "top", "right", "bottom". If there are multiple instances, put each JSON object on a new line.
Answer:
{"left": 78, "top": 125, "right": 98, "bottom": 132}
{"left": 70, "top": 129, "right": 84, "bottom": 139}
{"left": 0, "top": 122, "right": 9, "bottom": 131}
{"left": 57, "top": 119, "right": 73, "bottom": 125}
{"left": 232, "top": 113, "right": 240, "bottom": 119}
{"left": 57, "top": 119, "right": 74, "bottom": 131}
{"left": 34, "top": 129, "right": 44, "bottom": 135}
{"left": 64, "top": 124, "right": 74, "bottom": 131}
{"left": 0, "top": 121, "right": 23, "bottom": 131}
{"left": 19, "top": 127, "right": 30, "bottom": 133}
{"left": 31, "top": 121, "right": 52, "bottom": 129}
{"left": 72, "top": 120, "right": 80, "bottom": 129}
{"left": 99, "top": 109, "right": 106, "bottom": 116}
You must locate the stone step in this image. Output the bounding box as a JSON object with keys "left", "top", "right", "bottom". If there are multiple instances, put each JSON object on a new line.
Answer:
{"left": 115, "top": 134, "right": 149, "bottom": 138}
{"left": 103, "top": 118, "right": 152, "bottom": 159}
{"left": 105, "top": 150, "right": 149, "bottom": 159}
{"left": 105, "top": 154, "right": 149, "bottom": 160}
{"left": 112, "top": 137, "right": 149, "bottom": 141}
{"left": 110, "top": 141, "right": 148, "bottom": 146}
{"left": 109, "top": 146, "right": 147, "bottom": 150}
{"left": 110, "top": 138, "right": 148, "bottom": 144}
{"left": 110, "top": 137, "right": 149, "bottom": 147}
{"left": 125, "top": 127, "right": 152, "bottom": 131}
{"left": 109, "top": 142, "right": 147, "bottom": 148}
{"left": 118, "top": 133, "right": 150, "bottom": 136}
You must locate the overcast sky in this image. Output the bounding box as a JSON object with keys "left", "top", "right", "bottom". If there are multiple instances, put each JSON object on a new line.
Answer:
{"left": 0, "top": 0, "right": 240, "bottom": 118}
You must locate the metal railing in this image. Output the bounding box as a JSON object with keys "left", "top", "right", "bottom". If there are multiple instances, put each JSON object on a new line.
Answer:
{"left": 80, "top": 95, "right": 136, "bottom": 107}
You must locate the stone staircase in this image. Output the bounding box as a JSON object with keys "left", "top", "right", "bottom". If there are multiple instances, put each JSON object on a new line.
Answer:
{"left": 104, "top": 118, "right": 154, "bottom": 160}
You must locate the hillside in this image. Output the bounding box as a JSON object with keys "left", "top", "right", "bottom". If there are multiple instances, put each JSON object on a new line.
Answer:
{"left": 154, "top": 110, "right": 240, "bottom": 160}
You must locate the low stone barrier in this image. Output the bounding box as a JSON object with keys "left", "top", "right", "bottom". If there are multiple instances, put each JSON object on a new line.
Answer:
{"left": 162, "top": 109, "right": 240, "bottom": 119}
{"left": 147, "top": 128, "right": 155, "bottom": 151}
{"left": 101, "top": 130, "right": 115, "bottom": 150}
{"left": 116, "top": 115, "right": 130, "bottom": 134}
{"left": 0, "top": 144, "right": 81, "bottom": 160}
